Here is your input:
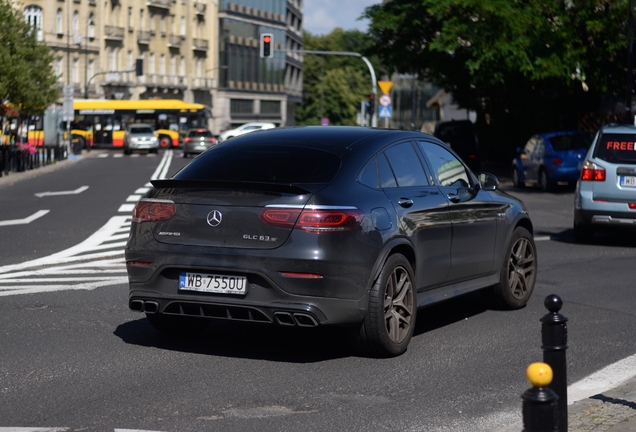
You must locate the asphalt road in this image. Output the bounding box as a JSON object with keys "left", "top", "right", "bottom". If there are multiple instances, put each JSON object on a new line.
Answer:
{"left": 0, "top": 150, "right": 634, "bottom": 432}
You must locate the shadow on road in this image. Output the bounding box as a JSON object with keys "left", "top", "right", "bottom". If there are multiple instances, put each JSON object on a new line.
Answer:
{"left": 114, "top": 317, "right": 356, "bottom": 363}
{"left": 547, "top": 228, "right": 636, "bottom": 247}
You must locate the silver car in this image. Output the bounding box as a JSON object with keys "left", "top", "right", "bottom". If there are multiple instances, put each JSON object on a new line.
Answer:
{"left": 124, "top": 124, "right": 159, "bottom": 155}
{"left": 574, "top": 124, "right": 636, "bottom": 242}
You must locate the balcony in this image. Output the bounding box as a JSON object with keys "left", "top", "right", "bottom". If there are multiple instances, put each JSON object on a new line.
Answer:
{"left": 104, "top": 25, "right": 125, "bottom": 41}
{"left": 147, "top": 0, "right": 171, "bottom": 10}
{"left": 194, "top": 1, "right": 205, "bottom": 15}
{"left": 192, "top": 77, "right": 213, "bottom": 89}
{"left": 192, "top": 38, "right": 208, "bottom": 51}
{"left": 167, "top": 34, "right": 181, "bottom": 48}
{"left": 137, "top": 30, "right": 151, "bottom": 45}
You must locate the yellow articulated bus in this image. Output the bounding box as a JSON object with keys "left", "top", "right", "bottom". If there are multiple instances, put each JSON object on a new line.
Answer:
{"left": 63, "top": 99, "right": 211, "bottom": 150}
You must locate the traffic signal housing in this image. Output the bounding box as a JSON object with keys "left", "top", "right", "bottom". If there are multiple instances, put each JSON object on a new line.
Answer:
{"left": 367, "top": 94, "right": 375, "bottom": 116}
{"left": 260, "top": 33, "right": 273, "bottom": 58}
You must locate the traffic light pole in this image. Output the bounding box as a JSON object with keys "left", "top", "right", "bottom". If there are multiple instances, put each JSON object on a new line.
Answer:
{"left": 283, "top": 50, "right": 378, "bottom": 127}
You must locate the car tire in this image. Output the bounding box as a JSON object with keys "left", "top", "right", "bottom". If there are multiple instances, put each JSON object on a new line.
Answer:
{"left": 159, "top": 136, "right": 171, "bottom": 148}
{"left": 539, "top": 169, "right": 552, "bottom": 191}
{"left": 486, "top": 227, "right": 537, "bottom": 309}
{"left": 123, "top": 147, "right": 131, "bottom": 155}
{"left": 573, "top": 221, "right": 593, "bottom": 243}
{"left": 354, "top": 254, "right": 416, "bottom": 357}
{"left": 512, "top": 166, "right": 524, "bottom": 188}
{"left": 183, "top": 151, "right": 188, "bottom": 158}
{"left": 145, "top": 313, "right": 208, "bottom": 333}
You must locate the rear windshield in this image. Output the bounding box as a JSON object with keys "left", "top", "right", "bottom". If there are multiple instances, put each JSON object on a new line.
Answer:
{"left": 594, "top": 133, "right": 636, "bottom": 164}
{"left": 548, "top": 134, "right": 591, "bottom": 151}
{"left": 129, "top": 126, "right": 153, "bottom": 134}
{"left": 174, "top": 144, "right": 341, "bottom": 184}
{"left": 188, "top": 130, "right": 213, "bottom": 138}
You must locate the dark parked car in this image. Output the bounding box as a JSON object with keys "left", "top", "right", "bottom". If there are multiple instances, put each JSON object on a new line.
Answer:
{"left": 126, "top": 126, "right": 536, "bottom": 357}
{"left": 512, "top": 131, "right": 591, "bottom": 190}
{"left": 182, "top": 128, "right": 217, "bottom": 158}
{"left": 434, "top": 120, "right": 481, "bottom": 172}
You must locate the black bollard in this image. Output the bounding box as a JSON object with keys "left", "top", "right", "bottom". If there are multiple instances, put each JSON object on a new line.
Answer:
{"left": 541, "top": 295, "right": 568, "bottom": 432}
{"left": 522, "top": 362, "right": 558, "bottom": 432}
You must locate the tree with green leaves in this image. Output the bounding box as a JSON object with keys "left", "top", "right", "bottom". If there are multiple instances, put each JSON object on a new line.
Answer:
{"left": 363, "top": 0, "right": 633, "bottom": 164}
{"left": 296, "top": 29, "right": 382, "bottom": 126}
{"left": 0, "top": 0, "right": 58, "bottom": 117}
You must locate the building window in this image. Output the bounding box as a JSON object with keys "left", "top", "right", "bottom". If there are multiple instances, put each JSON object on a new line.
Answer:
{"left": 87, "top": 59, "right": 94, "bottom": 85}
{"left": 261, "top": 100, "right": 280, "bottom": 115}
{"left": 160, "top": 15, "right": 165, "bottom": 35}
{"left": 73, "top": 10, "right": 79, "bottom": 35}
{"left": 56, "top": 9, "right": 63, "bottom": 34}
{"left": 180, "top": 16, "right": 185, "bottom": 36}
{"left": 72, "top": 58, "right": 79, "bottom": 84}
{"left": 170, "top": 55, "right": 176, "bottom": 76}
{"left": 179, "top": 56, "right": 185, "bottom": 76}
{"left": 139, "top": 9, "right": 144, "bottom": 31}
{"left": 108, "top": 48, "right": 115, "bottom": 70}
{"left": 23, "top": 5, "right": 43, "bottom": 41}
{"left": 127, "top": 7, "right": 133, "bottom": 29}
{"left": 127, "top": 50, "right": 133, "bottom": 70}
{"left": 149, "top": 12, "right": 154, "bottom": 32}
{"left": 159, "top": 54, "right": 165, "bottom": 75}
{"left": 149, "top": 53, "right": 155, "bottom": 74}
{"left": 230, "top": 99, "right": 254, "bottom": 115}
{"left": 56, "top": 57, "right": 63, "bottom": 83}
{"left": 88, "top": 13, "right": 95, "bottom": 38}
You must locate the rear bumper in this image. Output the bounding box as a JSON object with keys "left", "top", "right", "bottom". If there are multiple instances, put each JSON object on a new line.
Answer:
{"left": 574, "top": 190, "right": 636, "bottom": 226}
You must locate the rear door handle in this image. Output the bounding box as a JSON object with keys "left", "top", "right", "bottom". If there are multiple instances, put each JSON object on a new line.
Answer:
{"left": 397, "top": 198, "right": 413, "bottom": 208}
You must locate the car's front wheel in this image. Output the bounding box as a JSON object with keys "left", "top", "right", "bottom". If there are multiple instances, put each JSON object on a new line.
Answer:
{"left": 512, "top": 166, "right": 524, "bottom": 188}
{"left": 539, "top": 169, "right": 552, "bottom": 191}
{"left": 486, "top": 227, "right": 537, "bottom": 309}
{"left": 355, "top": 254, "right": 416, "bottom": 357}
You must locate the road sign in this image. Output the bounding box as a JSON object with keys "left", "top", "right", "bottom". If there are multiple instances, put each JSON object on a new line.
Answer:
{"left": 63, "top": 85, "right": 74, "bottom": 122}
{"left": 321, "top": 117, "right": 329, "bottom": 126}
{"left": 378, "top": 81, "right": 393, "bottom": 95}
{"left": 379, "top": 95, "right": 392, "bottom": 107}
{"left": 379, "top": 106, "right": 392, "bottom": 118}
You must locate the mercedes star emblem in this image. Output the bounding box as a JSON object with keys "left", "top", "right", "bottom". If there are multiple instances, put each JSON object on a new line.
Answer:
{"left": 206, "top": 210, "right": 223, "bottom": 227}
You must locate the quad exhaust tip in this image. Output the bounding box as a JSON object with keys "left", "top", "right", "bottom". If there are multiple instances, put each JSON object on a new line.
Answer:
{"left": 129, "top": 299, "right": 159, "bottom": 314}
{"left": 273, "top": 311, "right": 318, "bottom": 327}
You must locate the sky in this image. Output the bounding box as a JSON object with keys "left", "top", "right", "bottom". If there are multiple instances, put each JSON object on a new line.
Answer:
{"left": 303, "top": 0, "right": 380, "bottom": 36}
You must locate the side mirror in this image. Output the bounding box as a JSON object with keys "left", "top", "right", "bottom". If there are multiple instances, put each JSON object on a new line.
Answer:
{"left": 478, "top": 172, "right": 499, "bottom": 191}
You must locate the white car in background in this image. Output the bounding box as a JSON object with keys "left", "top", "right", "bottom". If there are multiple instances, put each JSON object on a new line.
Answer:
{"left": 218, "top": 122, "right": 276, "bottom": 142}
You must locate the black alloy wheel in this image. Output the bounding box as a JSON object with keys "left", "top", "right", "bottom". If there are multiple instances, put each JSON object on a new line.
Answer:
{"left": 487, "top": 227, "right": 537, "bottom": 309}
{"left": 355, "top": 254, "right": 416, "bottom": 357}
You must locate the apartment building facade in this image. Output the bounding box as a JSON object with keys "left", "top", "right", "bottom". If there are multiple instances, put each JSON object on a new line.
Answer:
{"left": 19, "top": 0, "right": 303, "bottom": 135}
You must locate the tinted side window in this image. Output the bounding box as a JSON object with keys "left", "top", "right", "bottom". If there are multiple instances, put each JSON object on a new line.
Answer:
{"left": 524, "top": 138, "right": 537, "bottom": 155}
{"left": 378, "top": 153, "right": 397, "bottom": 188}
{"left": 384, "top": 142, "right": 429, "bottom": 187}
{"left": 418, "top": 141, "right": 471, "bottom": 187}
{"left": 359, "top": 158, "right": 379, "bottom": 188}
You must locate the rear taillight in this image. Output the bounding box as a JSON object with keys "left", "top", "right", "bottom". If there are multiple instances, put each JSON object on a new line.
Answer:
{"left": 629, "top": 203, "right": 636, "bottom": 210}
{"left": 258, "top": 207, "right": 364, "bottom": 233}
{"left": 580, "top": 162, "right": 606, "bottom": 182}
{"left": 184, "top": 137, "right": 192, "bottom": 142}
{"left": 209, "top": 138, "right": 217, "bottom": 143}
{"left": 552, "top": 158, "right": 563, "bottom": 166}
{"left": 132, "top": 199, "right": 176, "bottom": 223}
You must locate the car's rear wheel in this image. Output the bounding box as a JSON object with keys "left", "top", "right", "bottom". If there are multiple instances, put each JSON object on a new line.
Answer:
{"left": 355, "top": 254, "right": 416, "bottom": 357}
{"left": 486, "top": 227, "right": 536, "bottom": 309}
{"left": 512, "top": 166, "right": 524, "bottom": 188}
{"left": 159, "top": 136, "right": 171, "bottom": 148}
{"left": 539, "top": 169, "right": 551, "bottom": 191}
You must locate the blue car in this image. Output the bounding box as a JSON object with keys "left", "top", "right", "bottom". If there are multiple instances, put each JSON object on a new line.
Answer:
{"left": 511, "top": 131, "right": 592, "bottom": 190}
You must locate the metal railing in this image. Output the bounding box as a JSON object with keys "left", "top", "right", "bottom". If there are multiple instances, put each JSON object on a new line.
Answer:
{"left": 0, "top": 145, "right": 68, "bottom": 178}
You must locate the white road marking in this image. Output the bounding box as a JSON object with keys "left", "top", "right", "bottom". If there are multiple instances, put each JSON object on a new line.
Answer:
{"left": 534, "top": 235, "right": 551, "bottom": 241}
{"left": 0, "top": 150, "right": 173, "bottom": 297}
{"left": 0, "top": 210, "right": 50, "bottom": 227}
{"left": 34, "top": 185, "right": 89, "bottom": 198}
{"left": 568, "top": 354, "right": 636, "bottom": 403}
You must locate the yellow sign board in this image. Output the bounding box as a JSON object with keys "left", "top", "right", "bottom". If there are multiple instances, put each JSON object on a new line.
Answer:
{"left": 378, "top": 81, "right": 393, "bottom": 95}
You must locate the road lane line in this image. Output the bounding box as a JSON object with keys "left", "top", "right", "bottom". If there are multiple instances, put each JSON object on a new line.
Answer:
{"left": 0, "top": 210, "right": 50, "bottom": 227}
{"left": 568, "top": 354, "right": 636, "bottom": 403}
{"left": 34, "top": 185, "right": 89, "bottom": 198}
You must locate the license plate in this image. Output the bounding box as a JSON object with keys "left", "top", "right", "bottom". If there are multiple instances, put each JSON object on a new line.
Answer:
{"left": 620, "top": 176, "right": 636, "bottom": 187}
{"left": 179, "top": 272, "right": 247, "bottom": 295}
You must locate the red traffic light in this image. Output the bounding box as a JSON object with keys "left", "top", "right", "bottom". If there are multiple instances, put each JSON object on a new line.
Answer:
{"left": 260, "top": 33, "right": 273, "bottom": 58}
